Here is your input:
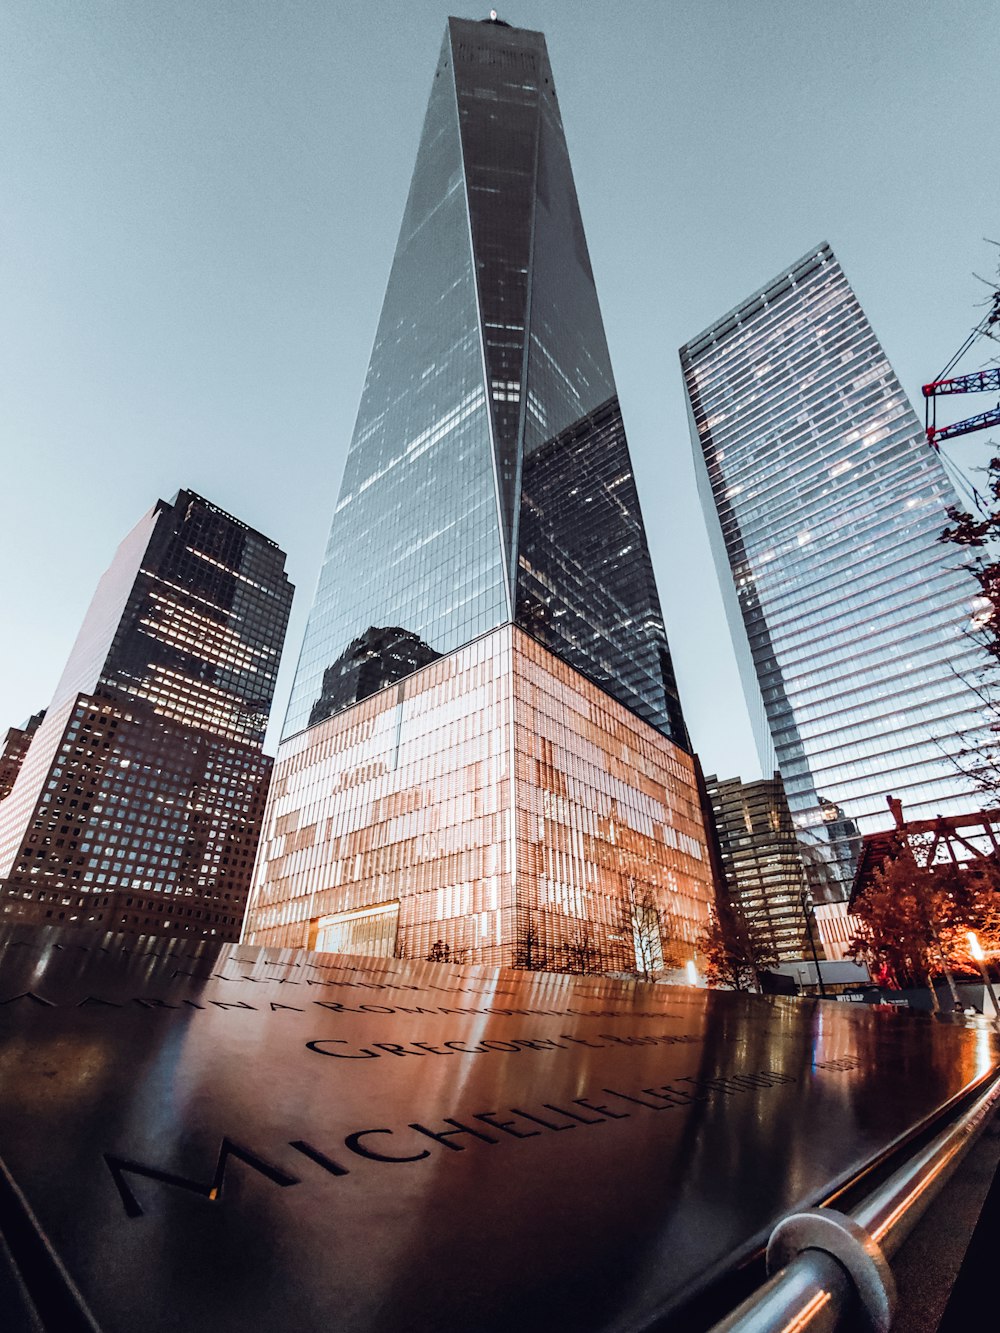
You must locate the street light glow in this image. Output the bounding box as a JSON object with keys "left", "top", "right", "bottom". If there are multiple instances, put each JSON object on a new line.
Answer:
{"left": 967, "top": 931, "right": 985, "bottom": 963}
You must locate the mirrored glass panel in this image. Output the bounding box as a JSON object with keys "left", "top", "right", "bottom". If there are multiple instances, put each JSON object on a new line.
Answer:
{"left": 284, "top": 33, "right": 508, "bottom": 739}
{"left": 683, "top": 244, "right": 989, "bottom": 890}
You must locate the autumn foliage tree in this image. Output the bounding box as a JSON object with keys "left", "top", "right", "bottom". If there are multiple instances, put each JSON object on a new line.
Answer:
{"left": 850, "top": 847, "right": 1000, "bottom": 1007}
{"left": 699, "top": 895, "right": 778, "bottom": 993}
{"left": 850, "top": 855, "right": 956, "bottom": 1007}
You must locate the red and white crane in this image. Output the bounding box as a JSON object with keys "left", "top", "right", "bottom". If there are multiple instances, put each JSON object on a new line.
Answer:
{"left": 923, "top": 285, "right": 1000, "bottom": 448}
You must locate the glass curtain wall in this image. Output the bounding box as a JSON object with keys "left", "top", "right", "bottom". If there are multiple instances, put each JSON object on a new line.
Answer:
{"left": 683, "top": 243, "right": 987, "bottom": 893}
{"left": 283, "top": 17, "right": 688, "bottom": 749}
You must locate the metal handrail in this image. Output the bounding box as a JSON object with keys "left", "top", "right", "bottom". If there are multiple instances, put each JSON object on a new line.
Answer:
{"left": 708, "top": 1067, "right": 1000, "bottom": 1332}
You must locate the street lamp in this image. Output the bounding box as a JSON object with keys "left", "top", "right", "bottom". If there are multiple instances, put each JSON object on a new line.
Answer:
{"left": 801, "top": 890, "right": 828, "bottom": 998}
{"left": 966, "top": 932, "right": 999, "bottom": 1018}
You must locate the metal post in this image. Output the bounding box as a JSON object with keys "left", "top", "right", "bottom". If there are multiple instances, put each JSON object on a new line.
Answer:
{"left": 967, "top": 932, "right": 1000, "bottom": 1017}
{"left": 976, "top": 961, "right": 999, "bottom": 1018}
{"left": 705, "top": 1068, "right": 1000, "bottom": 1333}
{"left": 801, "top": 891, "right": 827, "bottom": 998}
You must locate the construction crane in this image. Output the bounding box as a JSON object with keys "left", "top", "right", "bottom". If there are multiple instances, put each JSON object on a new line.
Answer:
{"left": 923, "top": 283, "right": 1000, "bottom": 449}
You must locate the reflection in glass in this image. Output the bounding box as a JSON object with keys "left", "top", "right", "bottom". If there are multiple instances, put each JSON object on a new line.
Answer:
{"left": 683, "top": 244, "right": 989, "bottom": 891}
{"left": 256, "top": 18, "right": 710, "bottom": 964}
{"left": 247, "top": 626, "right": 709, "bottom": 969}
{"left": 308, "top": 627, "right": 440, "bottom": 726}
{"left": 285, "top": 18, "right": 687, "bottom": 750}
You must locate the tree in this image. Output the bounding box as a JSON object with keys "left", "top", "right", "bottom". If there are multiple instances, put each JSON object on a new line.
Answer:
{"left": 850, "top": 850, "right": 971, "bottom": 1008}
{"left": 561, "top": 924, "right": 600, "bottom": 975}
{"left": 963, "top": 864, "right": 1000, "bottom": 951}
{"left": 940, "top": 456, "right": 1000, "bottom": 666}
{"left": 512, "top": 919, "right": 549, "bottom": 971}
{"left": 426, "top": 939, "right": 465, "bottom": 964}
{"left": 698, "top": 896, "right": 777, "bottom": 993}
{"left": 939, "top": 456, "right": 1000, "bottom": 797}
{"left": 622, "top": 880, "right": 682, "bottom": 981}
{"left": 628, "top": 881, "right": 662, "bottom": 980}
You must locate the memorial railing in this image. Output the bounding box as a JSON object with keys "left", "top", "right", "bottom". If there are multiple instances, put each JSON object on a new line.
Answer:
{"left": 705, "top": 1064, "right": 1000, "bottom": 1333}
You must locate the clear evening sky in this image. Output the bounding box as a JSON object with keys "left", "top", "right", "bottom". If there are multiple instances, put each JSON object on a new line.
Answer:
{"left": 2, "top": 0, "right": 997, "bottom": 778}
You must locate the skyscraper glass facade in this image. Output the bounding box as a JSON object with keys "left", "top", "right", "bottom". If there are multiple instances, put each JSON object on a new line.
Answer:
{"left": 682, "top": 243, "right": 986, "bottom": 892}
{"left": 251, "top": 17, "right": 711, "bottom": 968}
{"left": 248, "top": 626, "right": 709, "bottom": 969}
{"left": 284, "top": 27, "right": 507, "bottom": 741}
{"left": 284, "top": 18, "right": 686, "bottom": 746}
{"left": 101, "top": 492, "right": 290, "bottom": 745}
{"left": 0, "top": 492, "right": 292, "bottom": 938}
{"left": 703, "top": 773, "right": 810, "bottom": 962}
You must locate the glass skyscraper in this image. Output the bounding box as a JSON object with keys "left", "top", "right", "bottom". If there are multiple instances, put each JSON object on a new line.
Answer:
{"left": 245, "top": 17, "right": 713, "bottom": 970}
{"left": 682, "top": 243, "right": 987, "bottom": 896}
{"left": 703, "top": 772, "right": 810, "bottom": 963}
{"left": 0, "top": 491, "right": 293, "bottom": 938}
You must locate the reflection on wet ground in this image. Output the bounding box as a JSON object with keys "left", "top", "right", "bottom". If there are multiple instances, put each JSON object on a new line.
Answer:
{"left": 0, "top": 925, "right": 995, "bottom": 1332}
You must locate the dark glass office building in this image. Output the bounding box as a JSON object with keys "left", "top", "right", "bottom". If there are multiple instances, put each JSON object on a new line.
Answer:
{"left": 0, "top": 712, "right": 44, "bottom": 804}
{"left": 682, "top": 244, "right": 987, "bottom": 896}
{"left": 246, "top": 17, "right": 712, "bottom": 970}
{"left": 0, "top": 491, "right": 293, "bottom": 939}
{"left": 703, "top": 772, "right": 811, "bottom": 963}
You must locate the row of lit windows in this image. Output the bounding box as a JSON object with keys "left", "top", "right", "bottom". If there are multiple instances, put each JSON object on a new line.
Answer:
{"left": 248, "top": 629, "right": 711, "bottom": 967}
{"left": 686, "top": 255, "right": 985, "bottom": 838}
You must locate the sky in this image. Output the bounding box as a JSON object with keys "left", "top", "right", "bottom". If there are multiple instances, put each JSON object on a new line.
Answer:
{"left": 1, "top": 0, "right": 997, "bottom": 777}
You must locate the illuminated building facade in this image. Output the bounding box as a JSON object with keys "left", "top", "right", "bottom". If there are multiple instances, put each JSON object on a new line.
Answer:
{"left": 0, "top": 491, "right": 292, "bottom": 938}
{"left": 682, "top": 243, "right": 986, "bottom": 897}
{"left": 812, "top": 900, "right": 865, "bottom": 963}
{"left": 245, "top": 17, "right": 713, "bottom": 969}
{"left": 0, "top": 712, "right": 44, "bottom": 803}
{"left": 703, "top": 773, "right": 810, "bottom": 963}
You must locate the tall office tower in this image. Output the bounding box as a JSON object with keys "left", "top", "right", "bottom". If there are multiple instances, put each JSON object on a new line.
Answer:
{"left": 682, "top": 243, "right": 986, "bottom": 898}
{"left": 703, "top": 773, "right": 811, "bottom": 963}
{"left": 0, "top": 491, "right": 293, "bottom": 939}
{"left": 0, "top": 712, "right": 44, "bottom": 803}
{"left": 244, "top": 16, "right": 713, "bottom": 970}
